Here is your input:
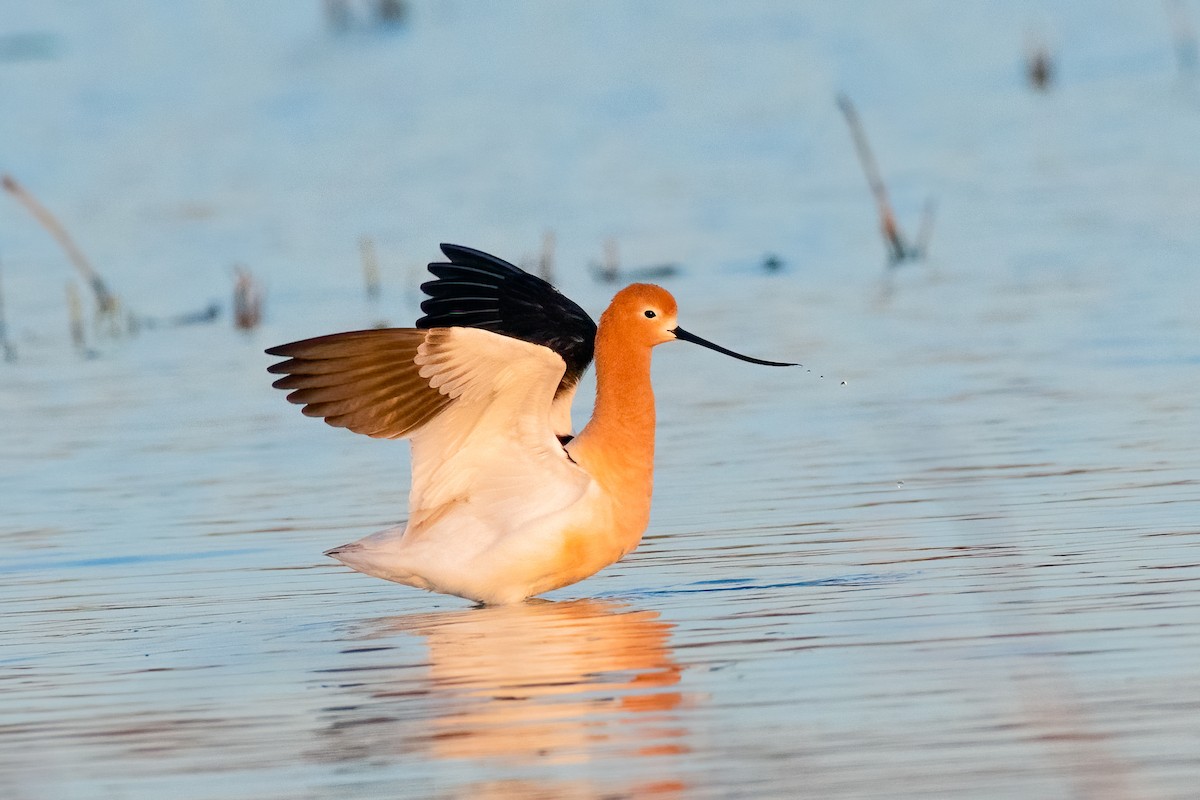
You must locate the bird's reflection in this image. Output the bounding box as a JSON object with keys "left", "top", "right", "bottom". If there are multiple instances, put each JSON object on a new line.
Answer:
{"left": 315, "top": 599, "right": 691, "bottom": 795}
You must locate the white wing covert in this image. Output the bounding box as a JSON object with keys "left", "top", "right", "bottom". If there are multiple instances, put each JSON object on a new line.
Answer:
{"left": 407, "top": 327, "right": 592, "bottom": 533}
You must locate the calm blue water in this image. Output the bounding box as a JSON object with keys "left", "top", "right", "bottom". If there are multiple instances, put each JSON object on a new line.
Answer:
{"left": 3, "top": 2, "right": 1199, "bottom": 798}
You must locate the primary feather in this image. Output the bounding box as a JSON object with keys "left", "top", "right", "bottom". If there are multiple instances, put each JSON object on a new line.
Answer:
{"left": 418, "top": 243, "right": 597, "bottom": 401}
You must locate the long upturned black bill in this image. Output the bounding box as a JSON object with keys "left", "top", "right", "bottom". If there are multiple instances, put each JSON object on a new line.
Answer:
{"left": 671, "top": 327, "right": 797, "bottom": 367}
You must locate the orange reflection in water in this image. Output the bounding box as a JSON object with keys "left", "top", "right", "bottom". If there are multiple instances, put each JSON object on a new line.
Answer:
{"left": 318, "top": 599, "right": 692, "bottom": 797}
{"left": 392, "top": 599, "right": 685, "bottom": 762}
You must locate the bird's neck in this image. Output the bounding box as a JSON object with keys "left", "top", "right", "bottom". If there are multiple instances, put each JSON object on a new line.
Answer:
{"left": 569, "top": 325, "right": 656, "bottom": 529}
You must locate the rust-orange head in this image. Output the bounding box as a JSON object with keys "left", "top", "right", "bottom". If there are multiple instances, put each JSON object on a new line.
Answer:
{"left": 601, "top": 283, "right": 796, "bottom": 366}
{"left": 600, "top": 283, "right": 680, "bottom": 348}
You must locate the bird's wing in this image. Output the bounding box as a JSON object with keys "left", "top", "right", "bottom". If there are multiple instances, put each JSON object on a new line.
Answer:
{"left": 267, "top": 329, "right": 449, "bottom": 439}
{"left": 267, "top": 326, "right": 591, "bottom": 529}
{"left": 405, "top": 327, "right": 592, "bottom": 530}
{"left": 417, "top": 243, "right": 597, "bottom": 403}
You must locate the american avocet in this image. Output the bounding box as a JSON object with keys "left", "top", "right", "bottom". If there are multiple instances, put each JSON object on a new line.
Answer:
{"left": 267, "top": 244, "right": 794, "bottom": 605}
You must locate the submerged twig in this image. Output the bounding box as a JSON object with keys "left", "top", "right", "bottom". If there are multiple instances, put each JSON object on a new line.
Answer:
{"left": 589, "top": 237, "right": 680, "bottom": 284}
{"left": 233, "top": 265, "right": 264, "bottom": 330}
{"left": 3, "top": 174, "right": 119, "bottom": 317}
{"left": 171, "top": 303, "right": 221, "bottom": 327}
{"left": 1025, "top": 33, "right": 1055, "bottom": 91}
{"left": 325, "top": 0, "right": 408, "bottom": 32}
{"left": 592, "top": 237, "right": 621, "bottom": 283}
{"left": 376, "top": 0, "right": 408, "bottom": 26}
{"left": 836, "top": 94, "right": 931, "bottom": 266}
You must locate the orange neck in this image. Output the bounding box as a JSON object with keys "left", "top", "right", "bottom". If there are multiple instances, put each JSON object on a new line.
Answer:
{"left": 569, "top": 317, "right": 657, "bottom": 533}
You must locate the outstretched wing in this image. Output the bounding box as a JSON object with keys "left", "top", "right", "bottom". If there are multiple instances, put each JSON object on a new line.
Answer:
{"left": 266, "top": 329, "right": 449, "bottom": 439}
{"left": 267, "top": 244, "right": 598, "bottom": 441}
{"left": 268, "top": 325, "right": 591, "bottom": 535}
{"left": 417, "top": 244, "right": 597, "bottom": 437}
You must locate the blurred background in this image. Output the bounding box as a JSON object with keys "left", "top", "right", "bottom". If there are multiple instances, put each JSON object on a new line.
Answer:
{"left": 2, "top": 2, "right": 1198, "bottom": 799}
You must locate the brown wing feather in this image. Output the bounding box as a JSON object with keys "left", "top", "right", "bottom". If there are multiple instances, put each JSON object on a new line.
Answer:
{"left": 266, "top": 329, "right": 450, "bottom": 439}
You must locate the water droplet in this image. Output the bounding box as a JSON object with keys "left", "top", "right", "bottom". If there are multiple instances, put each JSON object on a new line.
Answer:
{"left": 896, "top": 480, "right": 905, "bottom": 488}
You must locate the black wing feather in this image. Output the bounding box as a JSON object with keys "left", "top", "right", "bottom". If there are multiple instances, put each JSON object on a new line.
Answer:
{"left": 416, "top": 243, "right": 596, "bottom": 393}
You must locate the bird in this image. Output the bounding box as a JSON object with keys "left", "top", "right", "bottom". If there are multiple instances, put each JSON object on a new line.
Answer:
{"left": 267, "top": 244, "right": 794, "bottom": 605}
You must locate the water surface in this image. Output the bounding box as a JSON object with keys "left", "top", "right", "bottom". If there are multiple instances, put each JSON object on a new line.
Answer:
{"left": 3, "top": 2, "right": 1199, "bottom": 798}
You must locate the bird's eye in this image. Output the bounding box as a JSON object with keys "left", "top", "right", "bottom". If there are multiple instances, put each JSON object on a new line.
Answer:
{"left": 644, "top": 309, "right": 657, "bottom": 318}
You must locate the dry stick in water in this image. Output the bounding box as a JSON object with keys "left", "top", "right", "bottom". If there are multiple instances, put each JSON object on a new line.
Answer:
{"left": 233, "top": 265, "right": 263, "bottom": 330}
{"left": 2, "top": 174, "right": 118, "bottom": 317}
{"left": 835, "top": 94, "right": 918, "bottom": 265}
{"left": 590, "top": 237, "right": 680, "bottom": 283}
{"left": 591, "top": 237, "right": 620, "bottom": 283}
{"left": 1025, "top": 31, "right": 1054, "bottom": 91}
{"left": 360, "top": 236, "right": 382, "bottom": 301}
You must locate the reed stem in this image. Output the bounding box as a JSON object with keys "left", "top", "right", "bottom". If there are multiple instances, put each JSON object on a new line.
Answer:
{"left": 3, "top": 174, "right": 118, "bottom": 316}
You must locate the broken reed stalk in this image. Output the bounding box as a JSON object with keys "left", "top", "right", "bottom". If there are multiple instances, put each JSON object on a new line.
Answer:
{"left": 2, "top": 174, "right": 118, "bottom": 316}
{"left": 1024, "top": 31, "right": 1054, "bottom": 91}
{"left": 588, "top": 238, "right": 619, "bottom": 283}
{"left": 233, "top": 265, "right": 263, "bottom": 330}
{"left": 1027, "top": 48, "right": 1053, "bottom": 90}
{"left": 376, "top": 0, "right": 408, "bottom": 26}
{"left": 836, "top": 94, "right": 891, "bottom": 211}
{"left": 836, "top": 94, "right": 908, "bottom": 262}
{"left": 0, "top": 257, "right": 15, "bottom": 362}
{"left": 836, "top": 94, "right": 920, "bottom": 265}
{"left": 360, "top": 236, "right": 382, "bottom": 301}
